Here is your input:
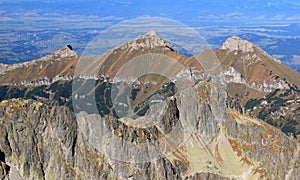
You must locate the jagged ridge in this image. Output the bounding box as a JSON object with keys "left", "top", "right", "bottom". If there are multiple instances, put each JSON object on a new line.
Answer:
{"left": 0, "top": 32, "right": 299, "bottom": 179}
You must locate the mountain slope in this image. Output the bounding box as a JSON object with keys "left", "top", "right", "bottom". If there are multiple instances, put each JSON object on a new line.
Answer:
{"left": 0, "top": 45, "right": 78, "bottom": 86}
{"left": 219, "top": 36, "right": 300, "bottom": 88}
{"left": 217, "top": 36, "right": 300, "bottom": 99}
{"left": 0, "top": 32, "right": 299, "bottom": 179}
{"left": 214, "top": 36, "right": 300, "bottom": 136}
{"left": 74, "top": 31, "right": 199, "bottom": 79}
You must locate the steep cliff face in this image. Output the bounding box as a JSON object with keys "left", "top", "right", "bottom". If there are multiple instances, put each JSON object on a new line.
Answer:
{"left": 0, "top": 99, "right": 118, "bottom": 179}
{"left": 0, "top": 98, "right": 223, "bottom": 179}
{"left": 0, "top": 83, "right": 298, "bottom": 179}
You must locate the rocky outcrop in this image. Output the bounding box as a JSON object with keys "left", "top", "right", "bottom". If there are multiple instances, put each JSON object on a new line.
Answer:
{"left": 0, "top": 84, "right": 299, "bottom": 179}
{"left": 0, "top": 99, "right": 117, "bottom": 179}
{"left": 185, "top": 172, "right": 231, "bottom": 179}
{"left": 224, "top": 66, "right": 247, "bottom": 84}
{"left": 224, "top": 66, "right": 290, "bottom": 93}
{"left": 224, "top": 111, "right": 298, "bottom": 179}
{"left": 0, "top": 64, "right": 8, "bottom": 75}
{"left": 0, "top": 160, "right": 9, "bottom": 180}
{"left": 0, "top": 99, "right": 77, "bottom": 179}
{"left": 128, "top": 30, "right": 176, "bottom": 52}
{"left": 0, "top": 98, "right": 227, "bottom": 179}
{"left": 4, "top": 75, "right": 73, "bottom": 87}
{"left": 221, "top": 36, "right": 256, "bottom": 53}
{"left": 221, "top": 36, "right": 282, "bottom": 64}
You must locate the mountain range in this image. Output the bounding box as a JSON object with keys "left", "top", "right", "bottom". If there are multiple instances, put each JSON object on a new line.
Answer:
{"left": 0, "top": 32, "right": 299, "bottom": 179}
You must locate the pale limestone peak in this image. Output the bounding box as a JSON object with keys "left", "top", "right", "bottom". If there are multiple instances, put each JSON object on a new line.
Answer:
{"left": 221, "top": 36, "right": 282, "bottom": 64}
{"left": 221, "top": 36, "right": 255, "bottom": 53}
{"left": 143, "top": 30, "right": 161, "bottom": 38}
{"left": 128, "top": 31, "right": 176, "bottom": 52}
{"left": 52, "top": 44, "right": 78, "bottom": 58}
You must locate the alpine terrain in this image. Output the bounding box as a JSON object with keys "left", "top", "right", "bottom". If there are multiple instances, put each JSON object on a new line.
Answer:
{"left": 0, "top": 32, "right": 299, "bottom": 179}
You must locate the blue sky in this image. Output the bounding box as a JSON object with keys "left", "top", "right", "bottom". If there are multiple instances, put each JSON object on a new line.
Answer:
{"left": 1, "top": 0, "right": 300, "bottom": 25}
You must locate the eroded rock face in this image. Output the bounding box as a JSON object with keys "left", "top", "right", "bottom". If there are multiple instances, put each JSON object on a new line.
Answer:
{"left": 221, "top": 36, "right": 255, "bottom": 53}
{"left": 0, "top": 99, "right": 190, "bottom": 179}
{"left": 224, "top": 111, "right": 298, "bottom": 179}
{"left": 128, "top": 30, "right": 176, "bottom": 52}
{"left": 221, "top": 36, "right": 282, "bottom": 64}
{"left": 0, "top": 99, "right": 113, "bottom": 179}
{"left": 0, "top": 64, "right": 8, "bottom": 75}
{"left": 0, "top": 89, "right": 299, "bottom": 180}
{"left": 0, "top": 160, "right": 9, "bottom": 180}
{"left": 0, "top": 99, "right": 78, "bottom": 179}
{"left": 224, "top": 66, "right": 290, "bottom": 93}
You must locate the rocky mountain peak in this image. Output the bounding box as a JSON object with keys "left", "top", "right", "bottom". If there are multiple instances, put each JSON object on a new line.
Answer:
{"left": 221, "top": 36, "right": 282, "bottom": 64}
{"left": 128, "top": 31, "right": 176, "bottom": 52}
{"left": 142, "top": 30, "right": 161, "bottom": 38}
{"left": 0, "top": 44, "right": 80, "bottom": 87}
{"left": 0, "top": 63, "right": 8, "bottom": 74}
{"left": 51, "top": 44, "right": 78, "bottom": 59}
{"left": 221, "top": 36, "right": 256, "bottom": 53}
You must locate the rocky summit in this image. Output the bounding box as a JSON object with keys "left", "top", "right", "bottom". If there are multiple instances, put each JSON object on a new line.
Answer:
{"left": 0, "top": 32, "right": 299, "bottom": 179}
{"left": 221, "top": 36, "right": 256, "bottom": 53}
{"left": 130, "top": 30, "right": 174, "bottom": 50}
